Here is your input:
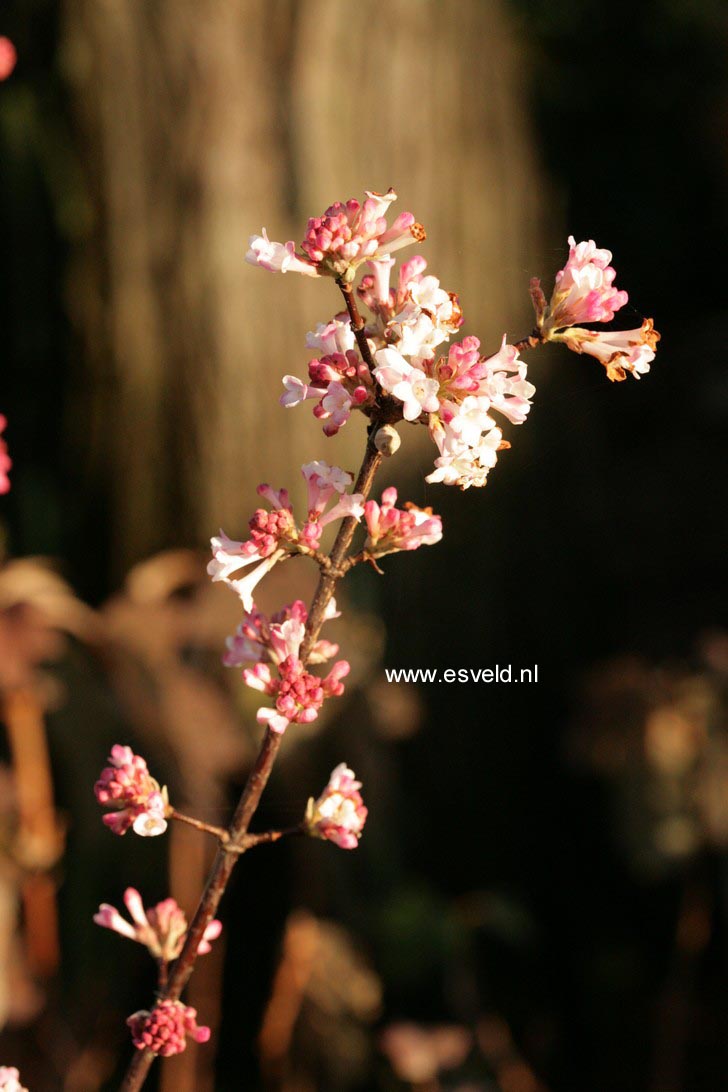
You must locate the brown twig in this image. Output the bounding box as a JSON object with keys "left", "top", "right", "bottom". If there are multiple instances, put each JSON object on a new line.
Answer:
{"left": 512, "top": 331, "right": 543, "bottom": 353}
{"left": 169, "top": 810, "right": 229, "bottom": 842}
{"left": 119, "top": 280, "right": 385, "bottom": 1091}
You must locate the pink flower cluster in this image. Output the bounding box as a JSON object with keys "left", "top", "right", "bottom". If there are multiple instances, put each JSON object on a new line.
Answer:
{"left": 305, "top": 764, "right": 368, "bottom": 849}
{"left": 281, "top": 255, "right": 465, "bottom": 440}
{"left": 248, "top": 195, "right": 660, "bottom": 484}
{"left": 364, "top": 488, "right": 442, "bottom": 557}
{"left": 0, "top": 1068, "right": 27, "bottom": 1092}
{"left": 374, "top": 333, "right": 534, "bottom": 489}
{"left": 208, "top": 462, "right": 364, "bottom": 609}
{"left": 532, "top": 236, "right": 660, "bottom": 380}
{"left": 0, "top": 416, "right": 11, "bottom": 495}
{"left": 94, "top": 887, "right": 222, "bottom": 962}
{"left": 254, "top": 191, "right": 539, "bottom": 488}
{"left": 247, "top": 189, "right": 424, "bottom": 282}
{"left": 94, "top": 745, "right": 168, "bottom": 837}
{"left": 127, "top": 1000, "right": 210, "bottom": 1057}
{"left": 224, "top": 598, "right": 349, "bottom": 735}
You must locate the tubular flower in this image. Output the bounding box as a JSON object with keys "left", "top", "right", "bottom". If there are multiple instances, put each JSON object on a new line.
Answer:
{"left": 283, "top": 348, "right": 376, "bottom": 436}
{"left": 373, "top": 334, "right": 533, "bottom": 489}
{"left": 208, "top": 464, "right": 363, "bottom": 606}
{"left": 248, "top": 189, "right": 424, "bottom": 283}
{"left": 94, "top": 745, "right": 168, "bottom": 837}
{"left": 364, "top": 488, "right": 442, "bottom": 557}
{"left": 0, "top": 1069, "right": 27, "bottom": 1092}
{"left": 0, "top": 415, "right": 11, "bottom": 495}
{"left": 220, "top": 589, "right": 349, "bottom": 733}
{"left": 305, "top": 763, "right": 368, "bottom": 849}
{"left": 533, "top": 236, "right": 629, "bottom": 335}
{"left": 94, "top": 887, "right": 222, "bottom": 962}
{"left": 224, "top": 597, "right": 340, "bottom": 671}
{"left": 532, "top": 236, "right": 660, "bottom": 380}
{"left": 557, "top": 318, "right": 660, "bottom": 381}
{"left": 241, "top": 605, "right": 350, "bottom": 735}
{"left": 127, "top": 1000, "right": 210, "bottom": 1057}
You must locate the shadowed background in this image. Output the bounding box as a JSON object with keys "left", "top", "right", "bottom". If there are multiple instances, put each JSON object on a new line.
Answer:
{"left": 0, "top": 0, "right": 726, "bottom": 1090}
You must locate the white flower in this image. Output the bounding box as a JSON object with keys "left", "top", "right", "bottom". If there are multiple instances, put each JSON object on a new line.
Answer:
{"left": 373, "top": 348, "right": 440, "bottom": 421}
{"left": 246, "top": 230, "right": 319, "bottom": 277}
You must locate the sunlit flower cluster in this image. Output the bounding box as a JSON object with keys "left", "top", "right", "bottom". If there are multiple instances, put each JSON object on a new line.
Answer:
{"left": 127, "top": 1000, "right": 210, "bottom": 1057}
{"left": 94, "top": 887, "right": 222, "bottom": 962}
{"left": 364, "top": 488, "right": 442, "bottom": 556}
{"left": 94, "top": 745, "right": 168, "bottom": 837}
{"left": 247, "top": 188, "right": 424, "bottom": 282}
{"left": 224, "top": 598, "right": 349, "bottom": 734}
{"left": 305, "top": 764, "right": 368, "bottom": 849}
{"left": 208, "top": 462, "right": 364, "bottom": 609}
{"left": 531, "top": 236, "right": 660, "bottom": 380}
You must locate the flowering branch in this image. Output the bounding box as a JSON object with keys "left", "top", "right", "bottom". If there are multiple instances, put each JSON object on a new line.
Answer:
{"left": 104, "top": 190, "right": 659, "bottom": 1091}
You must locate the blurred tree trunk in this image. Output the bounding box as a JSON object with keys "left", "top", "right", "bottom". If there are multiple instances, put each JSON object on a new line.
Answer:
{"left": 61, "top": 0, "right": 548, "bottom": 579}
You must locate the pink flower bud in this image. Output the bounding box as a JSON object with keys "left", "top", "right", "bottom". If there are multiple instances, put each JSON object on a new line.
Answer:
{"left": 94, "top": 747, "right": 168, "bottom": 837}
{"left": 127, "top": 1000, "right": 210, "bottom": 1057}
{"left": 305, "top": 763, "right": 368, "bottom": 850}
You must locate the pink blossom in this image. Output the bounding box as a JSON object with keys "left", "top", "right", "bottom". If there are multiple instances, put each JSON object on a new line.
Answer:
{"left": 127, "top": 1000, "right": 210, "bottom": 1057}
{"left": 305, "top": 763, "right": 368, "bottom": 849}
{"left": 534, "top": 236, "right": 629, "bottom": 335}
{"left": 209, "top": 467, "right": 363, "bottom": 605}
{"left": 0, "top": 38, "right": 17, "bottom": 82}
{"left": 246, "top": 229, "right": 319, "bottom": 277}
{"left": 287, "top": 348, "right": 376, "bottom": 435}
{"left": 299, "top": 189, "right": 425, "bottom": 280}
{"left": 364, "top": 488, "right": 443, "bottom": 557}
{"left": 299, "top": 462, "right": 364, "bottom": 548}
{"left": 557, "top": 318, "right": 660, "bottom": 381}
{"left": 0, "top": 415, "right": 11, "bottom": 495}
{"left": 94, "top": 888, "right": 222, "bottom": 962}
{"left": 281, "top": 375, "right": 318, "bottom": 408}
{"left": 305, "top": 317, "right": 356, "bottom": 355}
{"left": 253, "top": 654, "right": 350, "bottom": 735}
{"left": 94, "top": 745, "right": 168, "bottom": 837}
{"left": 373, "top": 349, "right": 440, "bottom": 421}
{"left": 426, "top": 429, "right": 508, "bottom": 490}
{"left": 223, "top": 599, "right": 340, "bottom": 670}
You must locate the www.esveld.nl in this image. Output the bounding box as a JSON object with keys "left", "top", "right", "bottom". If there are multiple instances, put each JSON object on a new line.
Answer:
{"left": 384, "top": 665, "right": 539, "bottom": 684}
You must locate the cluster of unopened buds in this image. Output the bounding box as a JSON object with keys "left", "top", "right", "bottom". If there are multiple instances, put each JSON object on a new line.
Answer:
{"left": 94, "top": 744, "right": 168, "bottom": 837}
{"left": 91, "top": 188, "right": 658, "bottom": 1083}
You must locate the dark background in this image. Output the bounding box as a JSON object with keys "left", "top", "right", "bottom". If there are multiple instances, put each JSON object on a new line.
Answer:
{"left": 0, "top": 1, "right": 726, "bottom": 1090}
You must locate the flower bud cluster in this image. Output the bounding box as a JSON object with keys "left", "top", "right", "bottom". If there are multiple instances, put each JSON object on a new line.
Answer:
{"left": 94, "top": 745, "right": 168, "bottom": 837}
{"left": 247, "top": 189, "right": 424, "bottom": 283}
{"left": 208, "top": 462, "right": 364, "bottom": 610}
{"left": 127, "top": 1000, "right": 210, "bottom": 1057}
{"left": 224, "top": 598, "right": 349, "bottom": 735}
{"left": 305, "top": 764, "right": 368, "bottom": 849}
{"left": 364, "top": 488, "right": 442, "bottom": 557}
